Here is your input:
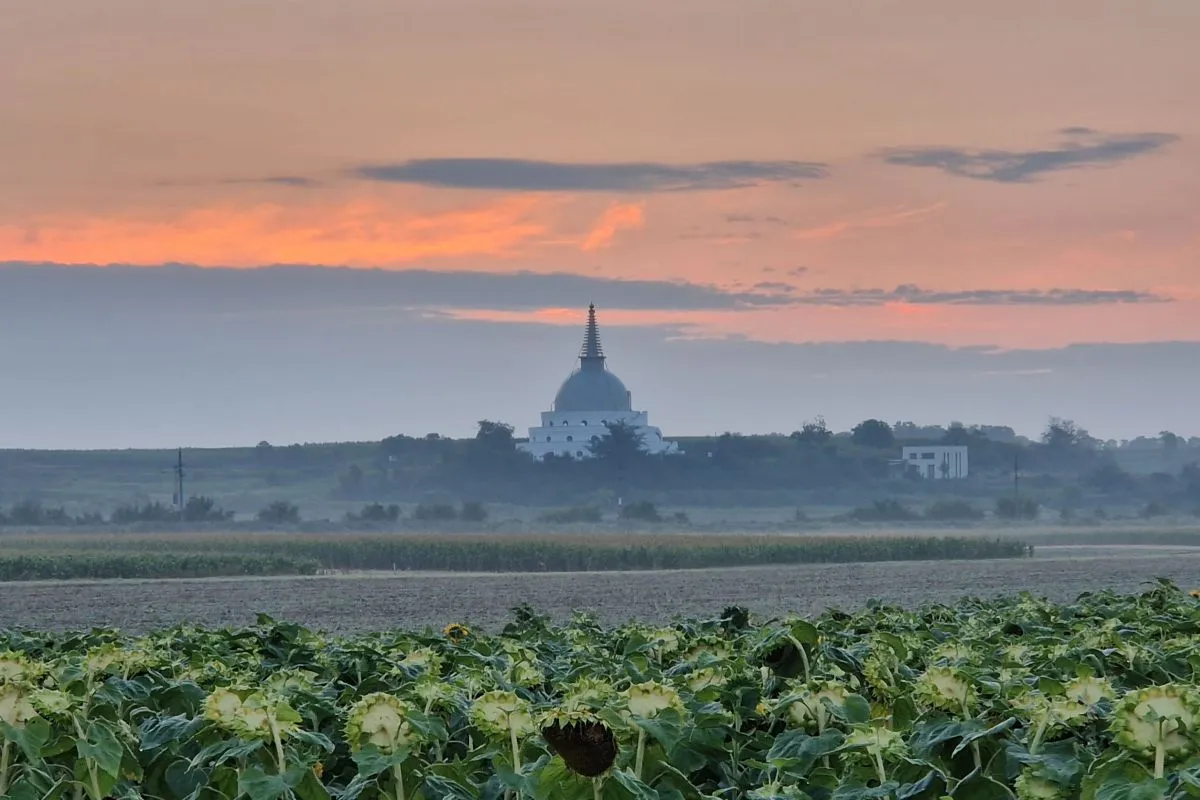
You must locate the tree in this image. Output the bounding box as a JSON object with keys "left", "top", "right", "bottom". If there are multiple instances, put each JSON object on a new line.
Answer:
{"left": 995, "top": 497, "right": 1039, "bottom": 520}
{"left": 851, "top": 419, "right": 895, "bottom": 449}
{"left": 338, "top": 464, "right": 365, "bottom": 496}
{"left": 1086, "top": 462, "right": 1136, "bottom": 494}
{"left": 257, "top": 500, "right": 300, "bottom": 524}
{"left": 1042, "top": 417, "right": 1091, "bottom": 451}
{"left": 941, "top": 422, "right": 973, "bottom": 446}
{"left": 473, "top": 420, "right": 516, "bottom": 453}
{"left": 588, "top": 420, "right": 647, "bottom": 464}
{"left": 183, "top": 496, "right": 234, "bottom": 523}
{"left": 791, "top": 416, "right": 832, "bottom": 445}
{"left": 619, "top": 501, "right": 661, "bottom": 522}
{"left": 1160, "top": 431, "right": 1182, "bottom": 453}
{"left": 348, "top": 503, "right": 401, "bottom": 523}
{"left": 460, "top": 501, "right": 488, "bottom": 522}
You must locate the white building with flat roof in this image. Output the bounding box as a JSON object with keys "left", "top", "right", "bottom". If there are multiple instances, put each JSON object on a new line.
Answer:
{"left": 517, "top": 305, "right": 679, "bottom": 461}
{"left": 901, "top": 445, "right": 969, "bottom": 479}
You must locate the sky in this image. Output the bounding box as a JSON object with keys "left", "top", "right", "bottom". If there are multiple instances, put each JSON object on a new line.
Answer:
{"left": 1, "top": 1, "right": 1198, "bottom": 447}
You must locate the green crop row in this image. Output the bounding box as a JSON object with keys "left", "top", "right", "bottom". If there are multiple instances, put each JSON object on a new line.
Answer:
{"left": 0, "top": 533, "right": 1028, "bottom": 579}
{"left": 0, "top": 552, "right": 319, "bottom": 581}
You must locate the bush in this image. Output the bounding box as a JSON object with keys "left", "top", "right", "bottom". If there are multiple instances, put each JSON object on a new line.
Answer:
{"left": 3, "top": 501, "right": 73, "bottom": 527}
{"left": 183, "top": 496, "right": 234, "bottom": 523}
{"left": 995, "top": 496, "right": 1040, "bottom": 520}
{"left": 460, "top": 501, "right": 488, "bottom": 523}
{"left": 257, "top": 501, "right": 301, "bottom": 524}
{"left": 849, "top": 499, "right": 918, "bottom": 522}
{"left": 112, "top": 501, "right": 179, "bottom": 524}
{"left": 347, "top": 503, "right": 402, "bottom": 523}
{"left": 924, "top": 500, "right": 985, "bottom": 521}
{"left": 538, "top": 506, "right": 603, "bottom": 524}
{"left": 1141, "top": 502, "right": 1168, "bottom": 519}
{"left": 412, "top": 503, "right": 457, "bottom": 522}
{"left": 620, "top": 501, "right": 662, "bottom": 523}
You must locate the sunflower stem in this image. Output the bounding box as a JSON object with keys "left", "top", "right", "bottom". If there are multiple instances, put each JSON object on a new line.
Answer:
{"left": 392, "top": 764, "right": 406, "bottom": 800}
{"left": 873, "top": 747, "right": 887, "bottom": 785}
{"left": 72, "top": 716, "right": 103, "bottom": 800}
{"left": 635, "top": 728, "right": 647, "bottom": 781}
{"left": 1154, "top": 742, "right": 1166, "bottom": 781}
{"left": 788, "top": 635, "right": 811, "bottom": 684}
{"left": 0, "top": 740, "right": 11, "bottom": 797}
{"left": 593, "top": 777, "right": 603, "bottom": 800}
{"left": 1029, "top": 716, "right": 1048, "bottom": 756}
{"left": 510, "top": 723, "right": 523, "bottom": 798}
{"left": 268, "top": 714, "right": 287, "bottom": 774}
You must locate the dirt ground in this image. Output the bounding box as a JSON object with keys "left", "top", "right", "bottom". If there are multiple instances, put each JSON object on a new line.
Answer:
{"left": 2, "top": 546, "right": 1198, "bottom": 635}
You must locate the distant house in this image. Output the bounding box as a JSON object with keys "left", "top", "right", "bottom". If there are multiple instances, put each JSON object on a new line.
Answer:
{"left": 899, "top": 445, "right": 968, "bottom": 480}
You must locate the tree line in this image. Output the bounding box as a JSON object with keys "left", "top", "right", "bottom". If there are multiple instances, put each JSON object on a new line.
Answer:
{"left": 329, "top": 416, "right": 1200, "bottom": 512}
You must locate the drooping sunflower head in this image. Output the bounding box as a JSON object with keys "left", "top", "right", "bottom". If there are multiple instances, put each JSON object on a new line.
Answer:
{"left": 345, "top": 692, "right": 419, "bottom": 755}
{"left": 785, "top": 681, "right": 850, "bottom": 729}
{"left": 401, "top": 647, "right": 444, "bottom": 675}
{"left": 843, "top": 725, "right": 906, "bottom": 758}
{"left": 623, "top": 681, "right": 684, "bottom": 720}
{"left": 1110, "top": 684, "right": 1200, "bottom": 760}
{"left": 85, "top": 644, "right": 125, "bottom": 677}
{"left": 508, "top": 659, "right": 545, "bottom": 689}
{"left": 540, "top": 708, "right": 618, "bottom": 778}
{"left": 1014, "top": 768, "right": 1070, "bottom": 800}
{"left": 30, "top": 688, "right": 75, "bottom": 719}
{"left": 914, "top": 667, "right": 975, "bottom": 713}
{"left": 470, "top": 690, "right": 535, "bottom": 739}
{"left": 0, "top": 651, "right": 38, "bottom": 684}
{"left": 203, "top": 687, "right": 246, "bottom": 730}
{"left": 1065, "top": 675, "right": 1114, "bottom": 707}
{"left": 559, "top": 677, "right": 617, "bottom": 714}
{"left": 203, "top": 687, "right": 299, "bottom": 741}
{"left": 412, "top": 676, "right": 456, "bottom": 710}
{"left": 0, "top": 683, "right": 38, "bottom": 729}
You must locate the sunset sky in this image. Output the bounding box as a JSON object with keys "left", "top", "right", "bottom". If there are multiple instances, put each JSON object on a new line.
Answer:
{"left": 2, "top": 1, "right": 1198, "bottom": 446}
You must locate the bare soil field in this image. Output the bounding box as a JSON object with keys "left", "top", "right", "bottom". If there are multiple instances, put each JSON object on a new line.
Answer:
{"left": 1, "top": 545, "right": 1197, "bottom": 635}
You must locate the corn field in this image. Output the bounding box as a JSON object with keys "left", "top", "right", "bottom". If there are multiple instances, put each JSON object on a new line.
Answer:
{"left": 0, "top": 532, "right": 1028, "bottom": 580}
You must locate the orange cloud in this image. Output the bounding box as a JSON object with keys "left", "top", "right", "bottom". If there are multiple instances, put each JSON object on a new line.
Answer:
{"left": 0, "top": 195, "right": 553, "bottom": 267}
{"left": 580, "top": 202, "right": 645, "bottom": 252}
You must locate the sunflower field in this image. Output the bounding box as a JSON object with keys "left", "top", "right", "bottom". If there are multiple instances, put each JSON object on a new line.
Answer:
{"left": 2, "top": 581, "right": 1199, "bottom": 800}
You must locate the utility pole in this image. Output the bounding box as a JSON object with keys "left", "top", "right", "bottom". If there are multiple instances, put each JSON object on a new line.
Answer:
{"left": 175, "top": 448, "right": 185, "bottom": 521}
{"left": 1013, "top": 452, "right": 1020, "bottom": 502}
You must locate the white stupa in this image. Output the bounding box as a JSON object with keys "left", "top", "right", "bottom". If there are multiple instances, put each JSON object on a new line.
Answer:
{"left": 518, "top": 304, "right": 679, "bottom": 460}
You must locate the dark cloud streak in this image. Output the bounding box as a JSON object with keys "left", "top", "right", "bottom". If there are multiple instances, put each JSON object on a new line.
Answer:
{"left": 792, "top": 284, "right": 1170, "bottom": 306}
{"left": 350, "top": 158, "right": 828, "bottom": 192}
{"left": 0, "top": 262, "right": 794, "bottom": 315}
{"left": 880, "top": 128, "right": 1178, "bottom": 183}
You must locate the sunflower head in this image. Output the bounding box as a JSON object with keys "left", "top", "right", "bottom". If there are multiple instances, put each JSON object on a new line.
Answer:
{"left": 623, "top": 681, "right": 684, "bottom": 720}
{"left": 470, "top": 690, "right": 535, "bottom": 739}
{"left": 345, "top": 692, "right": 419, "bottom": 755}
{"left": 443, "top": 623, "right": 472, "bottom": 643}
{"left": 0, "top": 651, "right": 38, "bottom": 684}
{"left": 914, "top": 667, "right": 975, "bottom": 714}
{"left": 0, "top": 683, "right": 38, "bottom": 729}
{"left": 1110, "top": 684, "right": 1200, "bottom": 760}
{"left": 203, "top": 687, "right": 300, "bottom": 741}
{"left": 540, "top": 709, "right": 618, "bottom": 778}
